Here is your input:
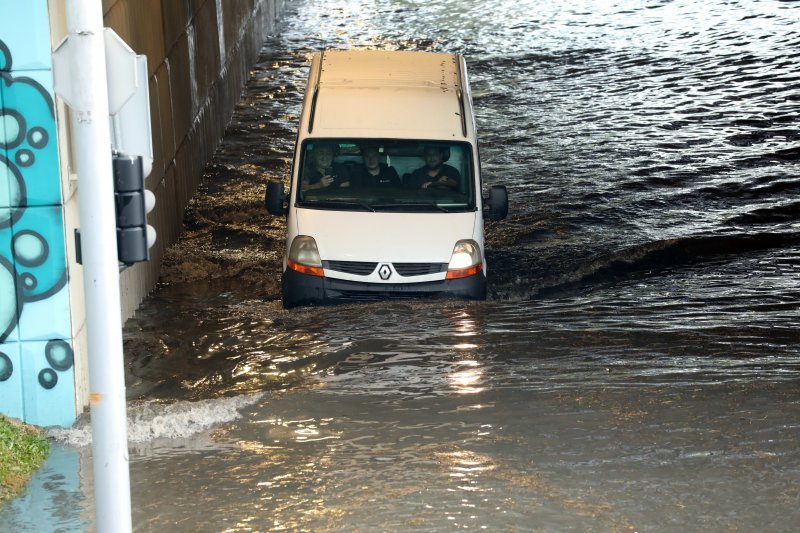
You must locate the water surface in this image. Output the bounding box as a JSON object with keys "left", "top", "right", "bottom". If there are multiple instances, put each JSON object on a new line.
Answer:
{"left": 3, "top": 0, "right": 799, "bottom": 530}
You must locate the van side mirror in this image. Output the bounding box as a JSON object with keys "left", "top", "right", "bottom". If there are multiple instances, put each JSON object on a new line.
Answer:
{"left": 483, "top": 185, "right": 508, "bottom": 221}
{"left": 265, "top": 180, "right": 288, "bottom": 215}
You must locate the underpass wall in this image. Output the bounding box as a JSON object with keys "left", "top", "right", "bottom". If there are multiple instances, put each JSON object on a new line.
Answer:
{"left": 0, "top": 0, "right": 283, "bottom": 426}
{"left": 97, "top": 0, "right": 284, "bottom": 319}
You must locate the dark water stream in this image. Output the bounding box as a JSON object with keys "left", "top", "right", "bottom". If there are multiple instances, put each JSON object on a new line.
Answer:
{"left": 3, "top": 0, "right": 800, "bottom": 530}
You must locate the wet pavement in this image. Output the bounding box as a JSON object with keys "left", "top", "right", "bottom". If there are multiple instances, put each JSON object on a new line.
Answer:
{"left": 2, "top": 0, "right": 800, "bottom": 530}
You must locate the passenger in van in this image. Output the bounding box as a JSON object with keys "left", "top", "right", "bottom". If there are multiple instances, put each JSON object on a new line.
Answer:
{"left": 409, "top": 145, "right": 461, "bottom": 190}
{"left": 301, "top": 142, "right": 351, "bottom": 191}
{"left": 353, "top": 145, "right": 401, "bottom": 187}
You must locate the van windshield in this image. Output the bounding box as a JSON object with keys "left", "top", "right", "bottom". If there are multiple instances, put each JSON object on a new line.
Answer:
{"left": 296, "top": 140, "right": 475, "bottom": 212}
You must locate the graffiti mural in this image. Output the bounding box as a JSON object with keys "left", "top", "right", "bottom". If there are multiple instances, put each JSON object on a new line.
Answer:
{"left": 1, "top": 28, "right": 76, "bottom": 427}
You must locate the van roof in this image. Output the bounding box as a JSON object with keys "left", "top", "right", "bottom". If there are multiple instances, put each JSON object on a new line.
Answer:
{"left": 308, "top": 50, "right": 469, "bottom": 140}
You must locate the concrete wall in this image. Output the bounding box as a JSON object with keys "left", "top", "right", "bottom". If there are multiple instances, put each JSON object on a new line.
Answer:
{"left": 97, "top": 0, "right": 284, "bottom": 319}
{"left": 0, "top": 0, "right": 283, "bottom": 427}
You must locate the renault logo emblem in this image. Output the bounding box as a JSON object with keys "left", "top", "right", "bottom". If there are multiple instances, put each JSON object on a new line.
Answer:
{"left": 378, "top": 264, "right": 392, "bottom": 280}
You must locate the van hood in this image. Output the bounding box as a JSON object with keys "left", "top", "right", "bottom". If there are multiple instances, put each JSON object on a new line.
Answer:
{"left": 295, "top": 208, "right": 477, "bottom": 263}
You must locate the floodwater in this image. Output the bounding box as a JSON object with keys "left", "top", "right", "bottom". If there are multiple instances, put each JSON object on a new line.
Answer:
{"left": 4, "top": 0, "right": 800, "bottom": 530}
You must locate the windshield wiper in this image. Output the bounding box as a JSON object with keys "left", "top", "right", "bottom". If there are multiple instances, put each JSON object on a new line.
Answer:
{"left": 371, "top": 202, "right": 451, "bottom": 213}
{"left": 299, "top": 200, "right": 375, "bottom": 212}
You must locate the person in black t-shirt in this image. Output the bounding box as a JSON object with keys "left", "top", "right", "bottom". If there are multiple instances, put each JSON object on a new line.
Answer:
{"left": 354, "top": 145, "right": 401, "bottom": 187}
{"left": 301, "top": 142, "right": 351, "bottom": 192}
{"left": 409, "top": 146, "right": 460, "bottom": 190}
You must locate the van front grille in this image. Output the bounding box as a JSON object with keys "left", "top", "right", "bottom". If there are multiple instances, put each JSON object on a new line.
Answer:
{"left": 335, "top": 291, "right": 435, "bottom": 302}
{"left": 392, "top": 263, "right": 447, "bottom": 277}
{"left": 324, "top": 261, "right": 377, "bottom": 276}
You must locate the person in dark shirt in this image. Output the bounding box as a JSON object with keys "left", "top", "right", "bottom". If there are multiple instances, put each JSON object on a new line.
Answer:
{"left": 409, "top": 145, "right": 460, "bottom": 190}
{"left": 354, "top": 145, "right": 400, "bottom": 187}
{"left": 301, "top": 142, "right": 350, "bottom": 192}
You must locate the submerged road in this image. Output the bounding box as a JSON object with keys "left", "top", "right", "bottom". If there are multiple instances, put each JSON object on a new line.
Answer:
{"left": 3, "top": 0, "right": 800, "bottom": 530}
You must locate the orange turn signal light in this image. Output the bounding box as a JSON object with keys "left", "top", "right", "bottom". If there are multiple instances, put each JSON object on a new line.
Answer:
{"left": 445, "top": 263, "right": 483, "bottom": 280}
{"left": 288, "top": 258, "right": 324, "bottom": 277}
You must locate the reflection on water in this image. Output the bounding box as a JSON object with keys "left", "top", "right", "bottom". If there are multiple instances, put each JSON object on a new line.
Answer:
{"left": 448, "top": 361, "right": 485, "bottom": 395}
{"left": 4, "top": 0, "right": 800, "bottom": 530}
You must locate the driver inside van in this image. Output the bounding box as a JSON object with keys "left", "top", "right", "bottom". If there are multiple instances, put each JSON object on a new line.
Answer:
{"left": 409, "top": 145, "right": 460, "bottom": 190}
{"left": 301, "top": 142, "right": 350, "bottom": 191}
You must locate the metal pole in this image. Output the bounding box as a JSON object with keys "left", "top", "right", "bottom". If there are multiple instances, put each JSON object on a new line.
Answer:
{"left": 64, "top": 1, "right": 132, "bottom": 531}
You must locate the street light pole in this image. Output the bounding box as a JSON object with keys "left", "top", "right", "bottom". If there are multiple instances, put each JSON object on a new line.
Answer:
{"left": 63, "top": 1, "right": 132, "bottom": 530}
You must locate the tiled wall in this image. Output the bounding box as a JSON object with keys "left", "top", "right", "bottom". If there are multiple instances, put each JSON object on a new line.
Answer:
{"left": 0, "top": 0, "right": 75, "bottom": 427}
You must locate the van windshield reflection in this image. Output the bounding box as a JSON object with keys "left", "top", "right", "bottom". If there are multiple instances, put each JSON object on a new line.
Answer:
{"left": 296, "top": 139, "right": 475, "bottom": 212}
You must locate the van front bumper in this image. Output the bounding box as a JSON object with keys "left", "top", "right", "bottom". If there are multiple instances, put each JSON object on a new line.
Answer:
{"left": 281, "top": 269, "right": 486, "bottom": 308}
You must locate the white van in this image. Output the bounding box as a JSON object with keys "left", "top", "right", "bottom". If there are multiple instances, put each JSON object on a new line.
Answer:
{"left": 266, "top": 49, "right": 508, "bottom": 308}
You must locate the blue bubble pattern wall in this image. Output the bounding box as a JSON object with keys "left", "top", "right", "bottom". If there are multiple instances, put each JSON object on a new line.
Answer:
{"left": 1, "top": 0, "right": 76, "bottom": 427}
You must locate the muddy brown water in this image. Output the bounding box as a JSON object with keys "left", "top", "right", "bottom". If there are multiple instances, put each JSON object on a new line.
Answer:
{"left": 3, "top": 0, "right": 800, "bottom": 530}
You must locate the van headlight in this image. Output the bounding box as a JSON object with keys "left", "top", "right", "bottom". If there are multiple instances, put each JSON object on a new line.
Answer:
{"left": 287, "top": 235, "right": 324, "bottom": 277}
{"left": 446, "top": 239, "right": 483, "bottom": 279}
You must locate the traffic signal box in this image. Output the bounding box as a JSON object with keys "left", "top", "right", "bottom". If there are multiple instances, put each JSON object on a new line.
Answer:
{"left": 112, "top": 153, "right": 154, "bottom": 264}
